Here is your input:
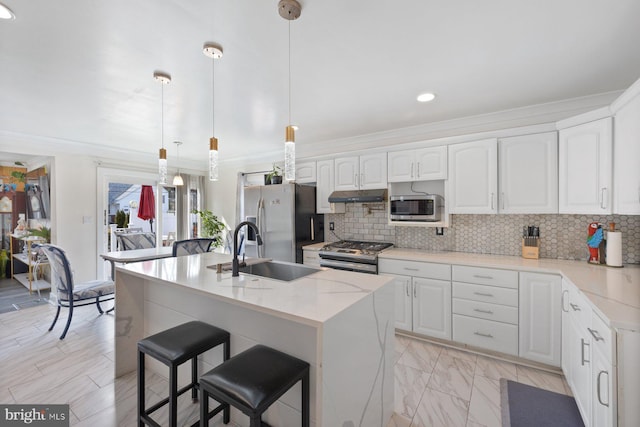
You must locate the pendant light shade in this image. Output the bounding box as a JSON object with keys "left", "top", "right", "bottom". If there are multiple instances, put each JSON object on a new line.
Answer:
{"left": 154, "top": 71, "right": 171, "bottom": 185}
{"left": 172, "top": 141, "right": 184, "bottom": 186}
{"left": 209, "top": 137, "right": 219, "bottom": 181}
{"left": 203, "top": 43, "right": 223, "bottom": 181}
{"left": 279, "top": 0, "right": 301, "bottom": 182}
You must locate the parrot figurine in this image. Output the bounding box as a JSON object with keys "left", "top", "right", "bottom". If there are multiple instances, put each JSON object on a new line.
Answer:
{"left": 587, "top": 222, "right": 603, "bottom": 263}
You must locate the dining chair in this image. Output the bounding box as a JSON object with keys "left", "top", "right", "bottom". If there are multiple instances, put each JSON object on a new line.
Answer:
{"left": 116, "top": 232, "right": 156, "bottom": 250}
{"left": 171, "top": 238, "right": 216, "bottom": 257}
{"left": 35, "top": 244, "right": 115, "bottom": 340}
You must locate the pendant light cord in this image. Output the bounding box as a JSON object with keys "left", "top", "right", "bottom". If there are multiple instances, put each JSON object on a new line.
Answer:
{"left": 212, "top": 57, "right": 215, "bottom": 135}
{"left": 161, "top": 84, "right": 165, "bottom": 149}
{"left": 288, "top": 20, "right": 291, "bottom": 125}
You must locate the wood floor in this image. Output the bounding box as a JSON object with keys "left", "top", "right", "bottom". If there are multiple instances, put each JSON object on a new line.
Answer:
{"left": 0, "top": 302, "right": 572, "bottom": 427}
{"left": 0, "top": 277, "right": 49, "bottom": 314}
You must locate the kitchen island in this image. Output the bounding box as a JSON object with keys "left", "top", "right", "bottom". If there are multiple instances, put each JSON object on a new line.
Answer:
{"left": 114, "top": 252, "right": 394, "bottom": 427}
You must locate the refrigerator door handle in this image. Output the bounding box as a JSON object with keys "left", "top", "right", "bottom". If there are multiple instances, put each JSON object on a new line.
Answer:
{"left": 258, "top": 197, "right": 266, "bottom": 257}
{"left": 310, "top": 217, "right": 315, "bottom": 241}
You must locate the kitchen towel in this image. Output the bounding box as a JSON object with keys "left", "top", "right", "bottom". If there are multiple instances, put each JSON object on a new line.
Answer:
{"left": 606, "top": 231, "right": 623, "bottom": 267}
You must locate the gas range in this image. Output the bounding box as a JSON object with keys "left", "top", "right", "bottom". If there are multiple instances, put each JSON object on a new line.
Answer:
{"left": 319, "top": 240, "right": 393, "bottom": 274}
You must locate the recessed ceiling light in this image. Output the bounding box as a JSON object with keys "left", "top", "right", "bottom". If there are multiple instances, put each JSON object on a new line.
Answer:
{"left": 417, "top": 92, "right": 436, "bottom": 103}
{"left": 0, "top": 2, "right": 15, "bottom": 20}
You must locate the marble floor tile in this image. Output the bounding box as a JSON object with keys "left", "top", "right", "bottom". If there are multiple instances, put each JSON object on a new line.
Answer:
{"left": 411, "top": 387, "right": 469, "bottom": 427}
{"left": 427, "top": 354, "right": 476, "bottom": 401}
{"left": 467, "top": 376, "right": 501, "bottom": 427}
{"left": 397, "top": 340, "right": 442, "bottom": 373}
{"left": 475, "top": 355, "right": 518, "bottom": 382}
{"left": 387, "top": 412, "right": 413, "bottom": 427}
{"left": 440, "top": 346, "right": 478, "bottom": 364}
{"left": 395, "top": 363, "right": 431, "bottom": 418}
{"left": 516, "top": 365, "right": 567, "bottom": 395}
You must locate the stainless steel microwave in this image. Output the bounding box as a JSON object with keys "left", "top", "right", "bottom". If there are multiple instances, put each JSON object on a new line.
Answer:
{"left": 390, "top": 195, "right": 444, "bottom": 222}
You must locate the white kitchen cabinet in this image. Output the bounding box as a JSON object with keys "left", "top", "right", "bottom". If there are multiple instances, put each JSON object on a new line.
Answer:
{"left": 387, "top": 146, "right": 447, "bottom": 182}
{"left": 518, "top": 272, "right": 561, "bottom": 366}
{"left": 295, "top": 161, "right": 316, "bottom": 183}
{"left": 558, "top": 117, "right": 612, "bottom": 214}
{"left": 302, "top": 249, "right": 321, "bottom": 267}
{"left": 379, "top": 259, "right": 451, "bottom": 340}
{"left": 612, "top": 88, "right": 640, "bottom": 214}
{"left": 334, "top": 153, "right": 387, "bottom": 191}
{"left": 448, "top": 139, "right": 498, "bottom": 213}
{"left": 592, "top": 344, "right": 614, "bottom": 427}
{"left": 499, "top": 132, "right": 558, "bottom": 213}
{"left": 316, "top": 159, "right": 345, "bottom": 214}
{"left": 412, "top": 277, "right": 451, "bottom": 340}
{"left": 382, "top": 274, "right": 412, "bottom": 331}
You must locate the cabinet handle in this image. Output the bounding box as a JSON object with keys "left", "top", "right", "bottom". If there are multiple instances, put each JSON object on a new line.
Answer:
{"left": 474, "top": 291, "right": 494, "bottom": 297}
{"left": 581, "top": 338, "right": 590, "bottom": 365}
{"left": 473, "top": 274, "right": 493, "bottom": 280}
{"left": 413, "top": 285, "right": 417, "bottom": 298}
{"left": 588, "top": 327, "right": 604, "bottom": 342}
{"left": 491, "top": 193, "right": 495, "bottom": 210}
{"left": 569, "top": 303, "right": 581, "bottom": 311}
{"left": 561, "top": 290, "right": 569, "bottom": 312}
{"left": 600, "top": 188, "right": 608, "bottom": 209}
{"left": 474, "top": 331, "right": 494, "bottom": 338}
{"left": 406, "top": 283, "right": 410, "bottom": 297}
{"left": 360, "top": 173, "right": 364, "bottom": 186}
{"left": 403, "top": 267, "right": 419, "bottom": 271}
{"left": 354, "top": 173, "right": 358, "bottom": 187}
{"left": 474, "top": 308, "right": 494, "bottom": 315}
{"left": 417, "top": 163, "right": 420, "bottom": 178}
{"left": 501, "top": 192, "right": 505, "bottom": 210}
{"left": 597, "top": 370, "right": 610, "bottom": 407}
{"left": 410, "top": 163, "right": 414, "bottom": 179}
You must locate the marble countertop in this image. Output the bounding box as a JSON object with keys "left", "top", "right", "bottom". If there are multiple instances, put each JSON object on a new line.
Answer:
{"left": 302, "top": 242, "right": 326, "bottom": 251}
{"left": 379, "top": 248, "right": 640, "bottom": 331}
{"left": 117, "top": 252, "right": 393, "bottom": 327}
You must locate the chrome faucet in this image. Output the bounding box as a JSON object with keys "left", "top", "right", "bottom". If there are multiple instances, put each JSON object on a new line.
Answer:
{"left": 232, "top": 221, "right": 263, "bottom": 277}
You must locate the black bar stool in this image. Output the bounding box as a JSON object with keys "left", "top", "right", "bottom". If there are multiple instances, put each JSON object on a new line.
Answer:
{"left": 199, "top": 344, "right": 310, "bottom": 427}
{"left": 138, "top": 321, "right": 230, "bottom": 427}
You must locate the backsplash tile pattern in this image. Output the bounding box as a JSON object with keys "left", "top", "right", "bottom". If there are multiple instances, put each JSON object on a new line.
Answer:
{"left": 326, "top": 204, "right": 640, "bottom": 264}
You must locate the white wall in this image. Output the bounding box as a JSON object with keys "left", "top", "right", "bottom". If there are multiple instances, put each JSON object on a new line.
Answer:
{"left": 50, "top": 154, "right": 98, "bottom": 282}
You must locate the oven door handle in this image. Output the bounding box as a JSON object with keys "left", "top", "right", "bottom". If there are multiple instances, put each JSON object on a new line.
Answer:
{"left": 319, "top": 258, "right": 378, "bottom": 274}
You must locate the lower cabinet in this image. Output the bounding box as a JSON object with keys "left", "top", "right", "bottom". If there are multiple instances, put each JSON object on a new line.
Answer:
{"left": 379, "top": 259, "right": 452, "bottom": 340}
{"left": 518, "top": 272, "right": 561, "bottom": 366}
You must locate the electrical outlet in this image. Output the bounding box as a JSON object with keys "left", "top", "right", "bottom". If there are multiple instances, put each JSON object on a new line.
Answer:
{"left": 435, "top": 227, "right": 444, "bottom": 236}
{"left": 329, "top": 222, "right": 335, "bottom": 231}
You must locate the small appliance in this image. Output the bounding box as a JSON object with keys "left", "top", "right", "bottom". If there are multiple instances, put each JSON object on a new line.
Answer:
{"left": 390, "top": 194, "right": 443, "bottom": 222}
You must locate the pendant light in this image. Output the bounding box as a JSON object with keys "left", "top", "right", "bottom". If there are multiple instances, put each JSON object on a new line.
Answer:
{"left": 203, "top": 43, "right": 223, "bottom": 181}
{"left": 279, "top": 0, "right": 301, "bottom": 181}
{"left": 172, "top": 141, "right": 184, "bottom": 186}
{"left": 154, "top": 71, "right": 171, "bottom": 185}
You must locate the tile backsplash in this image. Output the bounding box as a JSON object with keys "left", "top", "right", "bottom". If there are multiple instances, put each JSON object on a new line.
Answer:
{"left": 326, "top": 203, "right": 640, "bottom": 264}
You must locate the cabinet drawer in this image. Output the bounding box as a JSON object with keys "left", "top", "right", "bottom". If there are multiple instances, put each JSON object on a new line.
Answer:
{"left": 453, "top": 282, "right": 518, "bottom": 307}
{"left": 566, "top": 286, "right": 591, "bottom": 327}
{"left": 453, "top": 298, "right": 518, "bottom": 325}
{"left": 452, "top": 265, "right": 518, "bottom": 289}
{"left": 590, "top": 310, "right": 614, "bottom": 363}
{"left": 379, "top": 259, "right": 451, "bottom": 281}
{"left": 453, "top": 314, "right": 518, "bottom": 356}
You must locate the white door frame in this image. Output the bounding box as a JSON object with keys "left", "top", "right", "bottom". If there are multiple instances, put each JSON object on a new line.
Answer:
{"left": 96, "top": 167, "right": 158, "bottom": 280}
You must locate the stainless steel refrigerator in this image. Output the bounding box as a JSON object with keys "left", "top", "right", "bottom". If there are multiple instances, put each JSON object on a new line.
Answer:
{"left": 242, "top": 183, "right": 323, "bottom": 263}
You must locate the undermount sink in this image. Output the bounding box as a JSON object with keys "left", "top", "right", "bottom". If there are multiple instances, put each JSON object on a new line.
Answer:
{"left": 238, "top": 260, "right": 321, "bottom": 282}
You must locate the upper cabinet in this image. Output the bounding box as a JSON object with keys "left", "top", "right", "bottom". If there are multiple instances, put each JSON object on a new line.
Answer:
{"left": 334, "top": 153, "right": 387, "bottom": 191}
{"left": 448, "top": 139, "right": 498, "bottom": 214}
{"left": 499, "top": 132, "right": 558, "bottom": 214}
{"left": 387, "top": 146, "right": 447, "bottom": 182}
{"left": 316, "top": 160, "right": 342, "bottom": 214}
{"left": 295, "top": 161, "right": 316, "bottom": 184}
{"left": 558, "top": 118, "right": 612, "bottom": 214}
{"left": 612, "top": 88, "right": 640, "bottom": 214}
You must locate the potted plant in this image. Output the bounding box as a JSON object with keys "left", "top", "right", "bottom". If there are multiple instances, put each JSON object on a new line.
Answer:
{"left": 28, "top": 226, "right": 51, "bottom": 243}
{"left": 115, "top": 210, "right": 128, "bottom": 228}
{"left": 265, "top": 164, "right": 283, "bottom": 185}
{"left": 191, "top": 209, "right": 225, "bottom": 248}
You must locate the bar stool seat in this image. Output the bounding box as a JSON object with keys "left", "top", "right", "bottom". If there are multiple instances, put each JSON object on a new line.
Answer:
{"left": 199, "top": 344, "right": 309, "bottom": 427}
{"left": 138, "top": 321, "right": 230, "bottom": 427}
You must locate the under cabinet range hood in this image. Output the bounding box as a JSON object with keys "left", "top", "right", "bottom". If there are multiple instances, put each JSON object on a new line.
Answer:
{"left": 328, "top": 189, "right": 387, "bottom": 203}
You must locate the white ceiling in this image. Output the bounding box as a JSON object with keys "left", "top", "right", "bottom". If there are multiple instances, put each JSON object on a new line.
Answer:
{"left": 1, "top": 0, "right": 640, "bottom": 167}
